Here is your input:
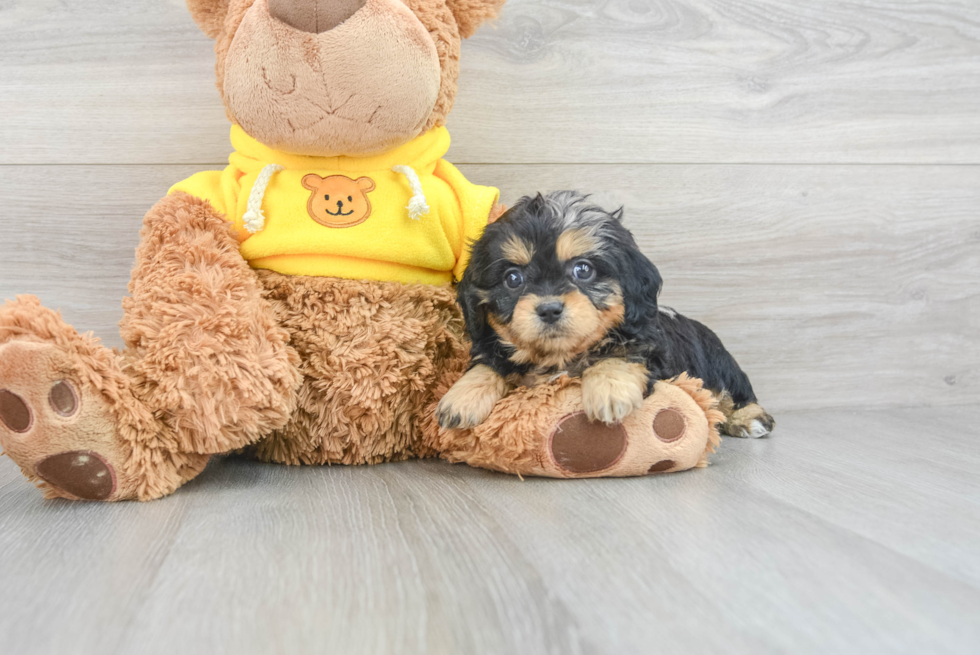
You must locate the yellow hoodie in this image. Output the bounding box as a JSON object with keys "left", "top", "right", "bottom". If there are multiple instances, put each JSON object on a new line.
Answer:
{"left": 169, "top": 126, "right": 498, "bottom": 285}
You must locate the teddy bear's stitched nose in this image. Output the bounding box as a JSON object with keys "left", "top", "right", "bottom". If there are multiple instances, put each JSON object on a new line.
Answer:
{"left": 268, "top": 0, "right": 367, "bottom": 34}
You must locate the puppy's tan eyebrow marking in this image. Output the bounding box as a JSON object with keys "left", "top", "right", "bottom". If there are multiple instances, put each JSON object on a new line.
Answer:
{"left": 501, "top": 235, "right": 534, "bottom": 266}
{"left": 556, "top": 228, "right": 600, "bottom": 261}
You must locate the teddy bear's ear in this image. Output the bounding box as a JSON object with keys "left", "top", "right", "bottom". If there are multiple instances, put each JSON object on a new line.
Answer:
{"left": 186, "top": 0, "right": 231, "bottom": 39}
{"left": 445, "top": 0, "right": 506, "bottom": 39}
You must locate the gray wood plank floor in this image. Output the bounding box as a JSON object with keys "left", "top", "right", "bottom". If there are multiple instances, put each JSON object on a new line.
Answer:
{"left": 1, "top": 407, "right": 978, "bottom": 655}
{"left": 1, "top": 0, "right": 978, "bottom": 653}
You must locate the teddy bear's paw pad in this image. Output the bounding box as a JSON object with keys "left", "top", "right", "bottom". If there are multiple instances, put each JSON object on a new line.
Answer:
{"left": 647, "top": 459, "right": 677, "bottom": 474}
{"left": 549, "top": 411, "right": 628, "bottom": 474}
{"left": 0, "top": 380, "right": 81, "bottom": 434}
{"left": 0, "top": 341, "right": 127, "bottom": 500}
{"left": 34, "top": 450, "right": 116, "bottom": 501}
{"left": 48, "top": 380, "right": 79, "bottom": 417}
{"left": 0, "top": 389, "right": 33, "bottom": 433}
{"left": 652, "top": 408, "right": 686, "bottom": 442}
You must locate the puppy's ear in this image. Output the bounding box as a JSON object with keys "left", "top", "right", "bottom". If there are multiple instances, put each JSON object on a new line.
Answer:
{"left": 186, "top": 0, "right": 230, "bottom": 39}
{"left": 618, "top": 242, "right": 663, "bottom": 334}
{"left": 446, "top": 0, "right": 506, "bottom": 39}
{"left": 455, "top": 273, "right": 491, "bottom": 343}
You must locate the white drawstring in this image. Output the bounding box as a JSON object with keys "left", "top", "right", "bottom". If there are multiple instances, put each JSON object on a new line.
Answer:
{"left": 242, "top": 163, "right": 284, "bottom": 234}
{"left": 392, "top": 165, "right": 429, "bottom": 220}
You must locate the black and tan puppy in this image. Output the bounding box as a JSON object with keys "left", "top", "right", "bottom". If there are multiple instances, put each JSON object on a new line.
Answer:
{"left": 437, "top": 191, "right": 774, "bottom": 438}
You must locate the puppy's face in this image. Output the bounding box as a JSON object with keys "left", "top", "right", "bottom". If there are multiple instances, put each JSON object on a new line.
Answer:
{"left": 486, "top": 231, "right": 625, "bottom": 367}
{"left": 461, "top": 192, "right": 659, "bottom": 369}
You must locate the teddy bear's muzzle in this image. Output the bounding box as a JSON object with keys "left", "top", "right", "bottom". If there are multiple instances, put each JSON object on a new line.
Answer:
{"left": 269, "top": 0, "right": 367, "bottom": 34}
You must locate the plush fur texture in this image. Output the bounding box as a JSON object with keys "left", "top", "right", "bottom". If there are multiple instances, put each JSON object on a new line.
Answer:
{"left": 187, "top": 0, "right": 230, "bottom": 38}
{"left": 449, "top": 191, "right": 773, "bottom": 437}
{"left": 246, "top": 271, "right": 469, "bottom": 465}
{"left": 120, "top": 192, "right": 302, "bottom": 456}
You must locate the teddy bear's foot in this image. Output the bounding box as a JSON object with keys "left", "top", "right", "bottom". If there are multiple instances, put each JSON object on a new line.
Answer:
{"left": 438, "top": 373, "right": 725, "bottom": 478}
{"left": 0, "top": 296, "right": 209, "bottom": 501}
{"left": 543, "top": 377, "right": 723, "bottom": 477}
{"left": 0, "top": 339, "right": 139, "bottom": 501}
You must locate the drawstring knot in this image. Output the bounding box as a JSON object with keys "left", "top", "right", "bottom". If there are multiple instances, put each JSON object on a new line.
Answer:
{"left": 392, "top": 165, "right": 429, "bottom": 220}
{"left": 242, "top": 163, "right": 284, "bottom": 234}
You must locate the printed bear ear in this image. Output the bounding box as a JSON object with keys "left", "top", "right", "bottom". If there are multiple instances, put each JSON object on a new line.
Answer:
{"left": 356, "top": 177, "right": 376, "bottom": 193}
{"left": 186, "top": 0, "right": 231, "bottom": 39}
{"left": 302, "top": 174, "right": 325, "bottom": 191}
{"left": 445, "top": 0, "right": 506, "bottom": 39}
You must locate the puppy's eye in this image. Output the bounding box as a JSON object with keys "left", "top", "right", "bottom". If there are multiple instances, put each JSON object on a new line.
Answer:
{"left": 504, "top": 268, "right": 525, "bottom": 289}
{"left": 572, "top": 260, "right": 596, "bottom": 282}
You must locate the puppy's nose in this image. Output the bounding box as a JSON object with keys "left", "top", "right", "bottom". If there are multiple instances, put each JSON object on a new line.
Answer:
{"left": 268, "top": 0, "right": 366, "bottom": 34}
{"left": 536, "top": 301, "right": 565, "bottom": 325}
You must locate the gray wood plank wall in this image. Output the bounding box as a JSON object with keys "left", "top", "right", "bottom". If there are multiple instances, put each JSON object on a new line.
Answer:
{"left": 1, "top": 0, "right": 978, "bottom": 411}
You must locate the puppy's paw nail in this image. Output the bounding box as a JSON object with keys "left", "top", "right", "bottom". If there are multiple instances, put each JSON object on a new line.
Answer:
{"left": 437, "top": 402, "right": 489, "bottom": 430}
{"left": 586, "top": 405, "right": 618, "bottom": 425}
{"left": 436, "top": 404, "right": 457, "bottom": 429}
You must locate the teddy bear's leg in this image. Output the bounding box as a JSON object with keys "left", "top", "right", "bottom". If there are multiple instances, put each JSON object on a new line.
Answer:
{"left": 246, "top": 275, "right": 468, "bottom": 465}
{"left": 436, "top": 374, "right": 725, "bottom": 478}
{"left": 0, "top": 193, "right": 300, "bottom": 500}
{"left": 0, "top": 298, "right": 209, "bottom": 500}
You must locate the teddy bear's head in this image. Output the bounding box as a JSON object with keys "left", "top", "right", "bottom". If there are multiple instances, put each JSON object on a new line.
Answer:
{"left": 186, "top": 0, "right": 504, "bottom": 157}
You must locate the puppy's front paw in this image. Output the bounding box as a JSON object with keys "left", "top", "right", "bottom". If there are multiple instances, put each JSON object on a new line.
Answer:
{"left": 582, "top": 359, "right": 647, "bottom": 424}
{"left": 437, "top": 395, "right": 496, "bottom": 430}
{"left": 582, "top": 377, "right": 644, "bottom": 424}
{"left": 437, "top": 365, "right": 509, "bottom": 430}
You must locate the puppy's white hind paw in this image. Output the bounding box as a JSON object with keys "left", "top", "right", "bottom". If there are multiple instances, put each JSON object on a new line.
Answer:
{"left": 723, "top": 403, "right": 775, "bottom": 438}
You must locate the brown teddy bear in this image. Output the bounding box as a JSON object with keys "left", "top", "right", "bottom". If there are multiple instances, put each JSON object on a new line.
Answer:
{"left": 0, "top": 0, "right": 721, "bottom": 502}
